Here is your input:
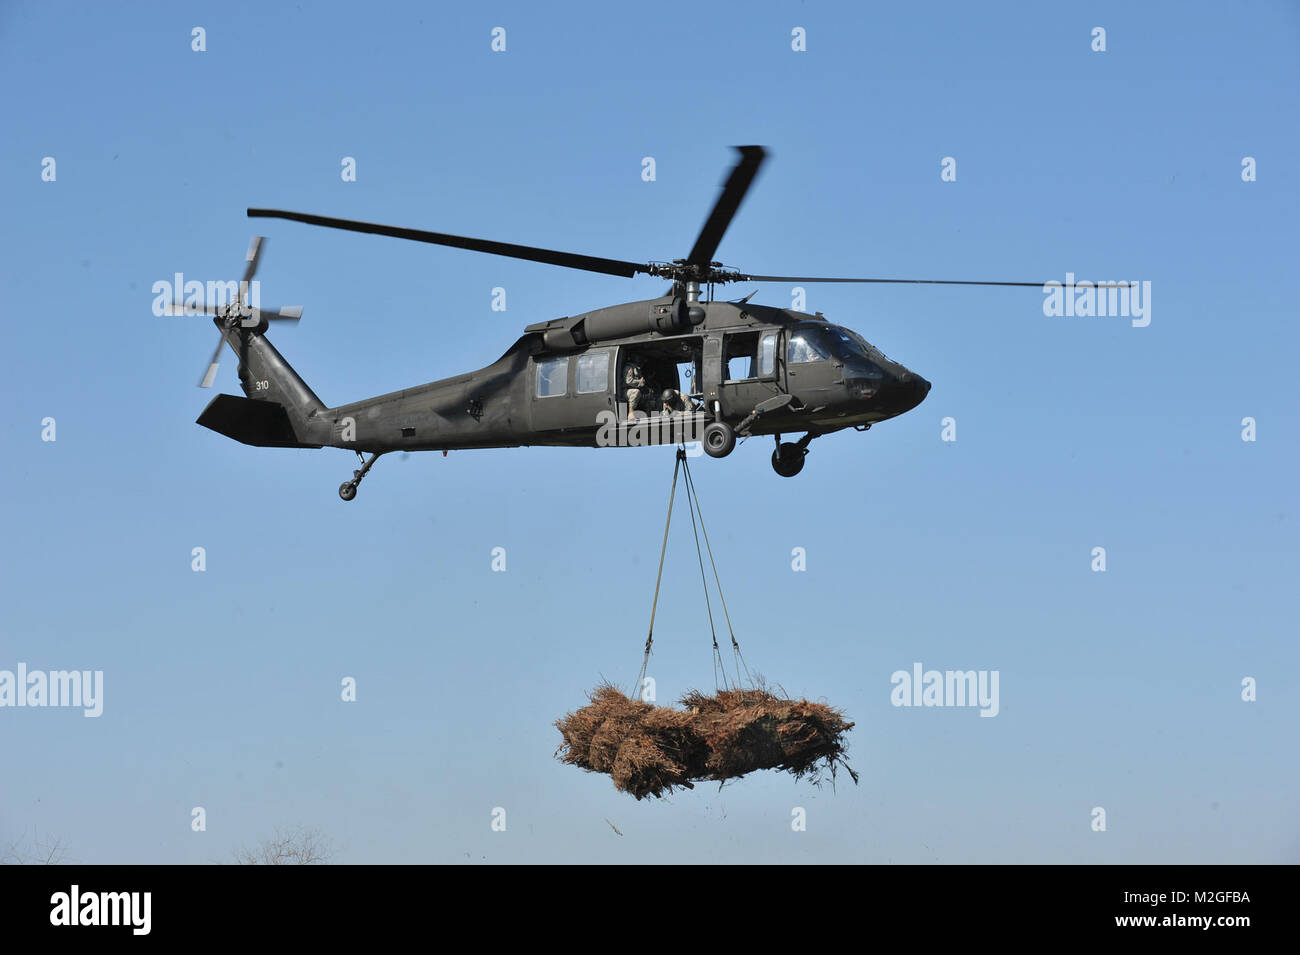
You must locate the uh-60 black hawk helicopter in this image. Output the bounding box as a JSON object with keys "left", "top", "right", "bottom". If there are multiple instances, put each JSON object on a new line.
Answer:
{"left": 180, "top": 146, "right": 1040, "bottom": 500}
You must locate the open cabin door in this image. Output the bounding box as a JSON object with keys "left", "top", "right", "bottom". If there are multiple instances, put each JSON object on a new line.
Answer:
{"left": 716, "top": 328, "right": 783, "bottom": 418}
{"left": 615, "top": 338, "right": 703, "bottom": 420}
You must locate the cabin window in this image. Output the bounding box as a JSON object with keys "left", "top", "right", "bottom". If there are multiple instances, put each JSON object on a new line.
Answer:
{"left": 576, "top": 350, "right": 610, "bottom": 394}
{"left": 723, "top": 331, "right": 761, "bottom": 381}
{"left": 758, "top": 332, "right": 777, "bottom": 376}
{"left": 536, "top": 357, "right": 568, "bottom": 397}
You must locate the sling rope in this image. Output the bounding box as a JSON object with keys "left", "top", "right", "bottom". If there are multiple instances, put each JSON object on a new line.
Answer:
{"left": 635, "top": 446, "right": 755, "bottom": 700}
{"left": 634, "top": 449, "right": 682, "bottom": 701}
{"left": 681, "top": 450, "right": 728, "bottom": 690}
{"left": 681, "top": 452, "right": 754, "bottom": 694}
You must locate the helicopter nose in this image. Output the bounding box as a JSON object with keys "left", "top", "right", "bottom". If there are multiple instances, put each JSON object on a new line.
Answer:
{"left": 896, "top": 372, "right": 930, "bottom": 412}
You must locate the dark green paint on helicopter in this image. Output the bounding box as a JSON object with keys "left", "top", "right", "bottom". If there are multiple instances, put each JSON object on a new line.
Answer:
{"left": 188, "top": 147, "right": 1036, "bottom": 499}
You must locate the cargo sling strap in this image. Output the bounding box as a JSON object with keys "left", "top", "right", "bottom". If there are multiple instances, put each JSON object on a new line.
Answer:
{"left": 634, "top": 448, "right": 754, "bottom": 699}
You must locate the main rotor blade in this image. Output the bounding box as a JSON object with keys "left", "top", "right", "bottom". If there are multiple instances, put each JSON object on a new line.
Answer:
{"left": 248, "top": 208, "right": 645, "bottom": 279}
{"left": 686, "top": 146, "right": 766, "bottom": 268}
{"left": 738, "top": 274, "right": 1048, "bottom": 287}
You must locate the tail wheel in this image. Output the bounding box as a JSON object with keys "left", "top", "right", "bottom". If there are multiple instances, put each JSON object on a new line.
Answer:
{"left": 703, "top": 421, "right": 736, "bottom": 458}
{"left": 772, "top": 442, "right": 806, "bottom": 477}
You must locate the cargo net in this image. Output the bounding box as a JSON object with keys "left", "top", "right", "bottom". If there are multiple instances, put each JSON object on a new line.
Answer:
{"left": 555, "top": 682, "right": 857, "bottom": 800}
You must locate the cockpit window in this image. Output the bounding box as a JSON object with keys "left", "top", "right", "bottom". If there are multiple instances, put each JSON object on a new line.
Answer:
{"left": 787, "top": 329, "right": 831, "bottom": 363}
{"left": 789, "top": 323, "right": 892, "bottom": 366}
{"left": 842, "top": 327, "right": 890, "bottom": 363}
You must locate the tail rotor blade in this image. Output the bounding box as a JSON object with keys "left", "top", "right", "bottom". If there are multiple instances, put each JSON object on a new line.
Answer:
{"left": 165, "top": 300, "right": 218, "bottom": 317}
{"left": 262, "top": 305, "right": 302, "bottom": 322}
{"left": 199, "top": 334, "right": 225, "bottom": 388}
{"left": 242, "top": 236, "right": 264, "bottom": 287}
{"left": 169, "top": 302, "right": 301, "bottom": 322}
{"left": 237, "top": 305, "right": 303, "bottom": 325}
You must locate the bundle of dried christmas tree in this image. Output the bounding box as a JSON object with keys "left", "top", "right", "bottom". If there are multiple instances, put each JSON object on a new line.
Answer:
{"left": 554, "top": 683, "right": 857, "bottom": 799}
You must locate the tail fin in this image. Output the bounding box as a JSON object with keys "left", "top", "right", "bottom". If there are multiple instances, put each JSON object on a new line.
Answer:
{"left": 197, "top": 323, "right": 327, "bottom": 448}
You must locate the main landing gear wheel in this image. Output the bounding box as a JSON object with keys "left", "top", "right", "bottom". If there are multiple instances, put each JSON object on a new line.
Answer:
{"left": 338, "top": 482, "right": 357, "bottom": 501}
{"left": 772, "top": 442, "right": 806, "bottom": 477}
{"left": 702, "top": 421, "right": 736, "bottom": 458}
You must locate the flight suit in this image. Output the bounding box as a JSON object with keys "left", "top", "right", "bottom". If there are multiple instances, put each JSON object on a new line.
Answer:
{"left": 662, "top": 388, "right": 695, "bottom": 414}
{"left": 625, "top": 363, "right": 646, "bottom": 419}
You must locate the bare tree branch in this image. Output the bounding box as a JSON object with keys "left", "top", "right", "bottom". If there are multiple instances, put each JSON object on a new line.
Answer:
{"left": 1, "top": 828, "right": 69, "bottom": 865}
{"left": 231, "top": 826, "right": 332, "bottom": 865}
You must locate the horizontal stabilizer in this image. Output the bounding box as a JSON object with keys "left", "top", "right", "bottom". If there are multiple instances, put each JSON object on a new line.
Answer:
{"left": 197, "top": 394, "right": 322, "bottom": 448}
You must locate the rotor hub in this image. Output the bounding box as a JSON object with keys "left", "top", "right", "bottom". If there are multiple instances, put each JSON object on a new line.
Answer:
{"left": 646, "top": 260, "right": 742, "bottom": 286}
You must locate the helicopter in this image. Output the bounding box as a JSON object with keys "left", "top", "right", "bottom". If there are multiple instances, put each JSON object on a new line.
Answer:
{"left": 177, "top": 146, "right": 1041, "bottom": 500}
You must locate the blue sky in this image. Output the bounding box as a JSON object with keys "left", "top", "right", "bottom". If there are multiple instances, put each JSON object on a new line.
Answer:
{"left": 1, "top": 0, "right": 1297, "bottom": 863}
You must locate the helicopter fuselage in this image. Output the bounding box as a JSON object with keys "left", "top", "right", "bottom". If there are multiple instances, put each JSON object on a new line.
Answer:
{"left": 223, "top": 295, "right": 931, "bottom": 456}
{"left": 203, "top": 145, "right": 1040, "bottom": 497}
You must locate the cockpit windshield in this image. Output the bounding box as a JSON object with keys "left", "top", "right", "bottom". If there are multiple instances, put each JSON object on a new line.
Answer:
{"left": 841, "top": 327, "right": 890, "bottom": 364}
{"left": 788, "top": 324, "right": 887, "bottom": 364}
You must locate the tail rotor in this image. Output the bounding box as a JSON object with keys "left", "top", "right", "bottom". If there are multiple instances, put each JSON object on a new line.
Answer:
{"left": 165, "top": 236, "right": 304, "bottom": 387}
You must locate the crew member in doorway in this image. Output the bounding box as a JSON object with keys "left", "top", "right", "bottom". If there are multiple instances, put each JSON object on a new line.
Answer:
{"left": 624, "top": 360, "right": 646, "bottom": 420}
{"left": 662, "top": 387, "right": 695, "bottom": 414}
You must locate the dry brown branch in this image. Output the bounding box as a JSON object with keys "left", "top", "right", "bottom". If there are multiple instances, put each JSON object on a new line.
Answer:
{"left": 556, "top": 683, "right": 857, "bottom": 799}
